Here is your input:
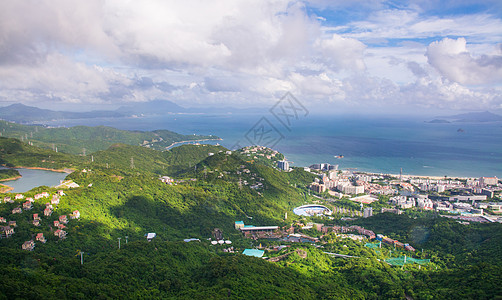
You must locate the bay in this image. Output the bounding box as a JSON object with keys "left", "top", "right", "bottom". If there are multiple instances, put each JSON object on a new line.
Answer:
{"left": 43, "top": 113, "right": 502, "bottom": 178}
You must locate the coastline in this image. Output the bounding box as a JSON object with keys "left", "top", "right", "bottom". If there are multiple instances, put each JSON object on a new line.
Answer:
{"left": 0, "top": 175, "right": 22, "bottom": 182}
{"left": 0, "top": 183, "right": 14, "bottom": 193}
{"left": 11, "top": 166, "right": 74, "bottom": 173}
{"left": 165, "top": 138, "right": 223, "bottom": 150}
{"left": 360, "top": 171, "right": 471, "bottom": 180}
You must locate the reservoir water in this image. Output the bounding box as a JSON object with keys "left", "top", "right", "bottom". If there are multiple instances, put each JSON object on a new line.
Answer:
{"left": 0, "top": 168, "right": 69, "bottom": 193}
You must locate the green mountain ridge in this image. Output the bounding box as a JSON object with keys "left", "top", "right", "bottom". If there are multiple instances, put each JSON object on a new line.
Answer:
{"left": 0, "top": 120, "right": 220, "bottom": 155}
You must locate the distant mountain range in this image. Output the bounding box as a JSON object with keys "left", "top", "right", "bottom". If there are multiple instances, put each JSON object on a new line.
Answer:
{"left": 0, "top": 101, "right": 264, "bottom": 124}
{"left": 0, "top": 103, "right": 125, "bottom": 123}
{"left": 429, "top": 111, "right": 502, "bottom": 123}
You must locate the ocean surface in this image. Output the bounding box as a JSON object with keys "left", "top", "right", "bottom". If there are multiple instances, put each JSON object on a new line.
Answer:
{"left": 44, "top": 113, "right": 502, "bottom": 178}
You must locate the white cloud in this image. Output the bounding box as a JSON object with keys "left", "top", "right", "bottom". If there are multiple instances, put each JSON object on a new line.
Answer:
{"left": 315, "top": 34, "right": 366, "bottom": 71}
{"left": 426, "top": 37, "right": 502, "bottom": 85}
{"left": 0, "top": 0, "right": 501, "bottom": 112}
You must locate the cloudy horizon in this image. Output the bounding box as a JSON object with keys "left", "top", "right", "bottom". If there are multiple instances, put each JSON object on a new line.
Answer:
{"left": 1, "top": 0, "right": 501, "bottom": 114}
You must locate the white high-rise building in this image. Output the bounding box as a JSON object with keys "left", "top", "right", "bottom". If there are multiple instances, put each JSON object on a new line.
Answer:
{"left": 277, "top": 160, "right": 289, "bottom": 171}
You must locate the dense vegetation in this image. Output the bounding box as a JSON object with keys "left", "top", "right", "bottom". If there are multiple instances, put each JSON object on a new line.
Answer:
{"left": 0, "top": 135, "right": 501, "bottom": 299}
{"left": 0, "top": 169, "right": 20, "bottom": 181}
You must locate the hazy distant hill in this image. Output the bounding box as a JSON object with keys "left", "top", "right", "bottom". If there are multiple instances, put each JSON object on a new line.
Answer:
{"left": 0, "top": 103, "right": 125, "bottom": 123}
{"left": 116, "top": 99, "right": 186, "bottom": 114}
{"left": 435, "top": 111, "right": 502, "bottom": 122}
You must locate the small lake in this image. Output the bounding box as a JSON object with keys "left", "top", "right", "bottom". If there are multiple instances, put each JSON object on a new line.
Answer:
{"left": 0, "top": 168, "right": 69, "bottom": 193}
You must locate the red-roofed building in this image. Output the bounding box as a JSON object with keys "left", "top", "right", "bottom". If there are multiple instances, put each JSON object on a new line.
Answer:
{"left": 36, "top": 233, "right": 46, "bottom": 243}
{"left": 44, "top": 208, "right": 53, "bottom": 217}
{"left": 23, "top": 201, "right": 33, "bottom": 210}
{"left": 59, "top": 215, "right": 68, "bottom": 224}
{"left": 70, "top": 210, "right": 80, "bottom": 219}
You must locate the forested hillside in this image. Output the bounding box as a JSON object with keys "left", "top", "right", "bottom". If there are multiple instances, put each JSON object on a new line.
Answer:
{"left": 0, "top": 120, "right": 219, "bottom": 154}
{"left": 0, "top": 136, "right": 501, "bottom": 299}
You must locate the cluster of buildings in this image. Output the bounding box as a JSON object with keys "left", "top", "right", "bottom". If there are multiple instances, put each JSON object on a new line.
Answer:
{"left": 388, "top": 193, "right": 502, "bottom": 222}
{"left": 0, "top": 190, "right": 79, "bottom": 250}
{"left": 307, "top": 167, "right": 399, "bottom": 196}
{"left": 240, "top": 146, "right": 281, "bottom": 165}
{"left": 411, "top": 176, "right": 500, "bottom": 197}
{"left": 235, "top": 220, "right": 417, "bottom": 253}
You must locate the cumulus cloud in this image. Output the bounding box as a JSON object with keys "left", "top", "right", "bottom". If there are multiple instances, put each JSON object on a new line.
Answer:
{"left": 315, "top": 34, "right": 366, "bottom": 71}
{"left": 0, "top": 0, "right": 500, "bottom": 111}
{"left": 426, "top": 37, "right": 502, "bottom": 85}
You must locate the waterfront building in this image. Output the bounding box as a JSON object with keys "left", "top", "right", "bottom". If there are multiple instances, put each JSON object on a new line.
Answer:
{"left": 480, "top": 177, "right": 499, "bottom": 187}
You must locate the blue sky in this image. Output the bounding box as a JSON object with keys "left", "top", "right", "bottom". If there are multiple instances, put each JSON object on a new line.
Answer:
{"left": 0, "top": 0, "right": 501, "bottom": 113}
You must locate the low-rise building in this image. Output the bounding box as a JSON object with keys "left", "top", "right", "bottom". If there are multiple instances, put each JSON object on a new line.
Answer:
{"left": 22, "top": 240, "right": 35, "bottom": 251}
{"left": 12, "top": 207, "right": 22, "bottom": 214}
{"left": 54, "top": 229, "right": 67, "bottom": 239}
{"left": 59, "top": 215, "right": 68, "bottom": 224}
{"left": 44, "top": 208, "right": 53, "bottom": 217}
{"left": 36, "top": 233, "right": 46, "bottom": 243}
{"left": 71, "top": 210, "right": 80, "bottom": 219}
{"left": 1, "top": 226, "right": 14, "bottom": 238}
{"left": 23, "top": 201, "right": 33, "bottom": 210}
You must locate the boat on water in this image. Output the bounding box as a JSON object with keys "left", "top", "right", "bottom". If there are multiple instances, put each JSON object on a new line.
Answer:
{"left": 334, "top": 155, "right": 344, "bottom": 159}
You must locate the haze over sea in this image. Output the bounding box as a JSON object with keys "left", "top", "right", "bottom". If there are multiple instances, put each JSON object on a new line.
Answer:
{"left": 45, "top": 113, "right": 502, "bottom": 178}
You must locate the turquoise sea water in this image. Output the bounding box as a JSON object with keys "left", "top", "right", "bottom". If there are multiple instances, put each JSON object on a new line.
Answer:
{"left": 45, "top": 113, "right": 502, "bottom": 178}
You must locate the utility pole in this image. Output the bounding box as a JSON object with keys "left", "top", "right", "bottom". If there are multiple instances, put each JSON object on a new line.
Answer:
{"left": 118, "top": 237, "right": 121, "bottom": 249}
{"left": 130, "top": 157, "right": 134, "bottom": 169}
{"left": 125, "top": 236, "right": 128, "bottom": 244}
{"left": 80, "top": 251, "right": 84, "bottom": 265}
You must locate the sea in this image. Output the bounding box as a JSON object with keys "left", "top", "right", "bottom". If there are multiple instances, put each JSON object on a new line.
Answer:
{"left": 43, "top": 112, "right": 502, "bottom": 178}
